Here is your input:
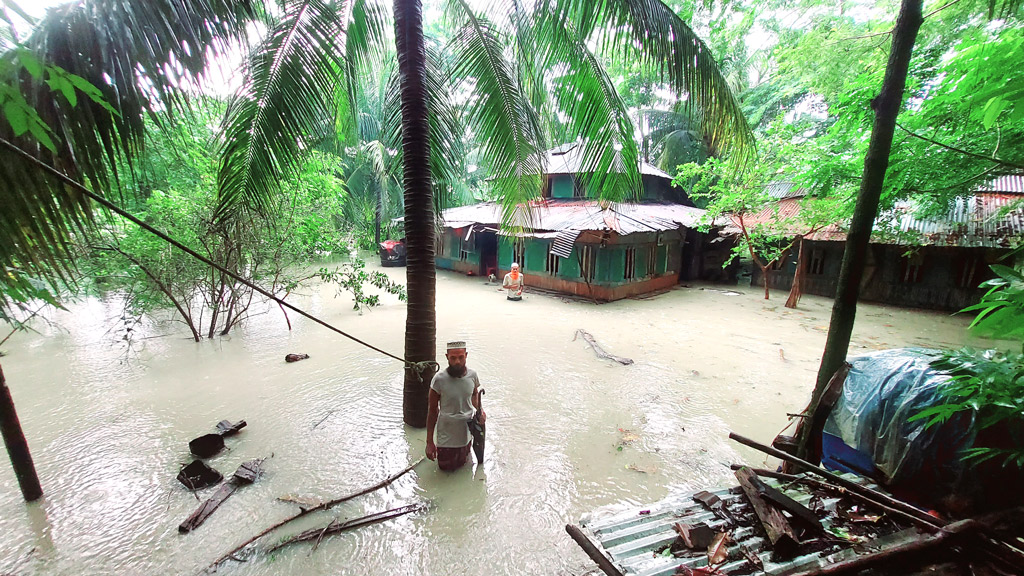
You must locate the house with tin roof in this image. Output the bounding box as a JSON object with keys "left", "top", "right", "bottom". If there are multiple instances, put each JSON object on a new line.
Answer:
{"left": 737, "top": 175, "right": 1024, "bottom": 310}
{"left": 433, "top": 144, "right": 735, "bottom": 301}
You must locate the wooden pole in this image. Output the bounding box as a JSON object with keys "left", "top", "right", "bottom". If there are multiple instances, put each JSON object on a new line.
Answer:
{"left": 728, "top": 432, "right": 941, "bottom": 529}
{"left": 735, "top": 467, "right": 799, "bottom": 557}
{"left": 565, "top": 524, "right": 625, "bottom": 576}
{"left": 807, "top": 0, "right": 924, "bottom": 462}
{"left": 0, "top": 363, "right": 43, "bottom": 502}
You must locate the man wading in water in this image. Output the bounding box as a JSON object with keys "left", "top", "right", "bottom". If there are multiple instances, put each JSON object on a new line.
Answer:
{"left": 502, "top": 262, "right": 524, "bottom": 301}
{"left": 426, "top": 341, "right": 485, "bottom": 471}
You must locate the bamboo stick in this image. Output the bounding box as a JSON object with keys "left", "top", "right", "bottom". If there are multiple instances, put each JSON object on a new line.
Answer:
{"left": 202, "top": 457, "right": 424, "bottom": 572}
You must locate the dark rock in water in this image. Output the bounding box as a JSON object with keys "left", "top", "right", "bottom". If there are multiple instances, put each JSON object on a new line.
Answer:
{"left": 285, "top": 353, "right": 310, "bottom": 363}
{"left": 189, "top": 433, "right": 225, "bottom": 458}
{"left": 216, "top": 420, "right": 247, "bottom": 436}
{"left": 177, "top": 460, "right": 223, "bottom": 489}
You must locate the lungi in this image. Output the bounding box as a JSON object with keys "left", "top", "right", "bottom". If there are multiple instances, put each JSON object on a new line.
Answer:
{"left": 437, "top": 443, "right": 471, "bottom": 471}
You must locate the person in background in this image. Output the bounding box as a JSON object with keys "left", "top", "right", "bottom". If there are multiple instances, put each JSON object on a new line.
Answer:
{"left": 502, "top": 263, "right": 525, "bottom": 301}
{"left": 425, "top": 341, "right": 485, "bottom": 471}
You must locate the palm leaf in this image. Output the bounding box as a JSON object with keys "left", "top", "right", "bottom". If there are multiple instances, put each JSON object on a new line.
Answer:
{"left": 542, "top": 0, "right": 755, "bottom": 165}
{"left": 0, "top": 0, "right": 255, "bottom": 292}
{"left": 446, "top": 0, "right": 545, "bottom": 229}
{"left": 215, "top": 0, "right": 343, "bottom": 220}
{"left": 534, "top": 9, "right": 641, "bottom": 201}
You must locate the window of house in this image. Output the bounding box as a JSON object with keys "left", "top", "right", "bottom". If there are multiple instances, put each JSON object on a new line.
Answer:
{"left": 436, "top": 234, "right": 447, "bottom": 258}
{"left": 900, "top": 252, "right": 924, "bottom": 283}
{"left": 580, "top": 245, "right": 596, "bottom": 281}
{"left": 624, "top": 247, "right": 636, "bottom": 280}
{"left": 513, "top": 239, "right": 525, "bottom": 269}
{"left": 459, "top": 237, "right": 469, "bottom": 261}
{"left": 807, "top": 249, "right": 825, "bottom": 275}
{"left": 646, "top": 245, "right": 657, "bottom": 277}
{"left": 545, "top": 249, "right": 560, "bottom": 275}
{"left": 573, "top": 176, "right": 585, "bottom": 198}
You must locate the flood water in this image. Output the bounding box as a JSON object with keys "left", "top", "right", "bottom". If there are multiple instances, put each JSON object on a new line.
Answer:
{"left": 0, "top": 262, "right": 998, "bottom": 575}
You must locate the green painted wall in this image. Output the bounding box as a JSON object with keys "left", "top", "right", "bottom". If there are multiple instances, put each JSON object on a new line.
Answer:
{"left": 551, "top": 175, "right": 575, "bottom": 198}
{"left": 560, "top": 247, "right": 581, "bottom": 278}
{"left": 599, "top": 247, "right": 623, "bottom": 283}
{"left": 498, "top": 237, "right": 513, "bottom": 268}
{"left": 657, "top": 244, "right": 668, "bottom": 274}
{"left": 635, "top": 247, "right": 648, "bottom": 278}
{"left": 524, "top": 240, "right": 548, "bottom": 273}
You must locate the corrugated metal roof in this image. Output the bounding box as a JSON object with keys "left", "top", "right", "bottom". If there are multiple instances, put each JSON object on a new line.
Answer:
{"left": 546, "top": 143, "right": 673, "bottom": 180}
{"left": 763, "top": 181, "right": 807, "bottom": 200}
{"left": 573, "top": 472, "right": 916, "bottom": 576}
{"left": 439, "top": 200, "right": 715, "bottom": 236}
{"left": 730, "top": 192, "right": 1023, "bottom": 248}
{"left": 979, "top": 174, "right": 1024, "bottom": 194}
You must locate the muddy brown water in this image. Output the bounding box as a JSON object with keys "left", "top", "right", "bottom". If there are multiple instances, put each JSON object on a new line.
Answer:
{"left": 0, "top": 264, "right": 997, "bottom": 575}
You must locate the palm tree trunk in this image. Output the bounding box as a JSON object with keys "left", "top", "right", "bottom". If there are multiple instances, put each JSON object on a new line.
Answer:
{"left": 797, "top": 0, "right": 924, "bottom": 463}
{"left": 1, "top": 363, "right": 43, "bottom": 501}
{"left": 395, "top": 0, "right": 437, "bottom": 427}
{"left": 375, "top": 183, "right": 382, "bottom": 246}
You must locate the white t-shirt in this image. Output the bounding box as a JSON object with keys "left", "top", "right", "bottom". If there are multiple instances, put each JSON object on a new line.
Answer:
{"left": 430, "top": 368, "right": 479, "bottom": 448}
{"left": 503, "top": 272, "right": 524, "bottom": 296}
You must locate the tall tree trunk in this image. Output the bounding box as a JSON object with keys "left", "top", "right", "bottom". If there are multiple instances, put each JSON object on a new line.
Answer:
{"left": 0, "top": 363, "right": 43, "bottom": 501}
{"left": 395, "top": 0, "right": 437, "bottom": 427}
{"left": 797, "top": 0, "right": 924, "bottom": 463}
{"left": 375, "top": 183, "right": 382, "bottom": 246}
{"left": 785, "top": 236, "right": 804, "bottom": 309}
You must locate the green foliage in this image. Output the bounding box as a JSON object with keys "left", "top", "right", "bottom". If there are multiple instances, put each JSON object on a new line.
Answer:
{"left": 1, "top": 0, "right": 257, "bottom": 296}
{"left": 317, "top": 259, "right": 407, "bottom": 311}
{"left": 913, "top": 254, "right": 1024, "bottom": 468}
{"left": 673, "top": 143, "right": 847, "bottom": 272}
{"left": 0, "top": 266, "right": 63, "bottom": 347}
{"left": 83, "top": 103, "right": 352, "bottom": 340}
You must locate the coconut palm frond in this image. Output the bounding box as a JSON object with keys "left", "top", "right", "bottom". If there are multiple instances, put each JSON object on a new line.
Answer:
{"left": 535, "top": 11, "right": 640, "bottom": 201}
{"left": 546, "top": 0, "right": 755, "bottom": 165}
{"left": 348, "top": 0, "right": 392, "bottom": 73}
{"left": 0, "top": 0, "right": 256, "bottom": 289}
{"left": 508, "top": 0, "right": 555, "bottom": 149}
{"left": 334, "top": 0, "right": 392, "bottom": 148}
{"left": 215, "top": 0, "right": 343, "bottom": 220}
{"left": 447, "top": 0, "right": 544, "bottom": 228}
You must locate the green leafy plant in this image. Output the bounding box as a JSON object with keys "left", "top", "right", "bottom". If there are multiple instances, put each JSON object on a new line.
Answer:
{"left": 317, "top": 259, "right": 406, "bottom": 311}
{"left": 912, "top": 254, "right": 1024, "bottom": 468}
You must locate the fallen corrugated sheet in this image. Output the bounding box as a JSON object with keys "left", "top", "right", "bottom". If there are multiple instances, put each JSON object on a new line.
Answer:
{"left": 572, "top": 472, "right": 916, "bottom": 576}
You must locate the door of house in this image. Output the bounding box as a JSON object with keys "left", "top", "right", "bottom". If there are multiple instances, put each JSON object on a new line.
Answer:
{"left": 477, "top": 231, "right": 498, "bottom": 276}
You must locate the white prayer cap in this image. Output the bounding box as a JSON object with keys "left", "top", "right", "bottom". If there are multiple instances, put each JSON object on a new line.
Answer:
{"left": 511, "top": 262, "right": 520, "bottom": 269}
{"left": 446, "top": 340, "right": 467, "bottom": 350}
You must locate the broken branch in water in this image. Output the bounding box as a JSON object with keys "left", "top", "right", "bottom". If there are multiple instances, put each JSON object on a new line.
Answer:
{"left": 203, "top": 457, "right": 425, "bottom": 572}
{"left": 573, "top": 329, "right": 634, "bottom": 365}
{"left": 266, "top": 503, "right": 426, "bottom": 554}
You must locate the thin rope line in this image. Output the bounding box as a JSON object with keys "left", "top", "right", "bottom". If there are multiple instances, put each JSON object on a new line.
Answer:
{"left": 1, "top": 137, "right": 430, "bottom": 371}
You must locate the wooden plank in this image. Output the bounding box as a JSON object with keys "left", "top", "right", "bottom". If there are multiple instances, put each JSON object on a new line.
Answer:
{"left": 179, "top": 481, "right": 238, "bottom": 533}
{"left": 216, "top": 420, "right": 247, "bottom": 436}
{"left": 179, "top": 459, "right": 264, "bottom": 533}
{"left": 232, "top": 458, "right": 263, "bottom": 484}
{"left": 756, "top": 478, "right": 823, "bottom": 533}
{"left": 735, "top": 466, "right": 799, "bottom": 558}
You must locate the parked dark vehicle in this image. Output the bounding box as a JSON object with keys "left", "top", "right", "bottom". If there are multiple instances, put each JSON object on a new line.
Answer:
{"left": 379, "top": 239, "right": 406, "bottom": 267}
